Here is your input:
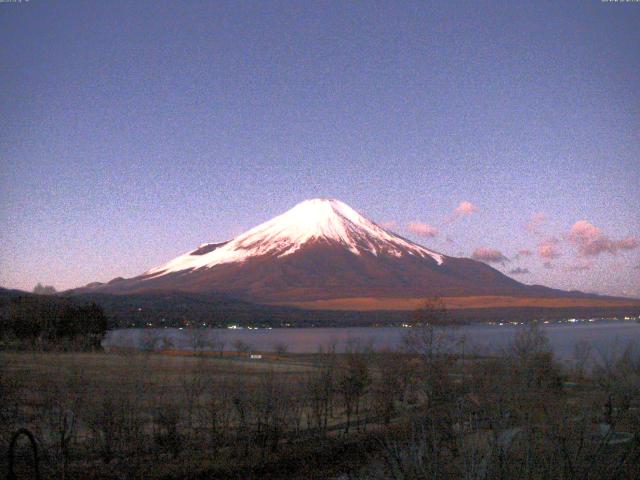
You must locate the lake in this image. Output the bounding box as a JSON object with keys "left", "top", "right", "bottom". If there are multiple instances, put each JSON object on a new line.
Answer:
{"left": 103, "top": 319, "right": 640, "bottom": 361}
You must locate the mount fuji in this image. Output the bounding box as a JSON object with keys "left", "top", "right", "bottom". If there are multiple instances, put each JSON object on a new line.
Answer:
{"left": 71, "top": 198, "right": 618, "bottom": 310}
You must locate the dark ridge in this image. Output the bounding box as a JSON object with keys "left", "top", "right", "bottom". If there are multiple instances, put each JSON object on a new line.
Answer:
{"left": 2, "top": 287, "right": 638, "bottom": 329}
{"left": 190, "top": 241, "right": 230, "bottom": 255}
{"left": 63, "top": 290, "right": 640, "bottom": 328}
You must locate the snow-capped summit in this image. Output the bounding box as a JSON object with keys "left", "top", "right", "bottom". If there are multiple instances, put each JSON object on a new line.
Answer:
{"left": 75, "top": 198, "right": 537, "bottom": 302}
{"left": 146, "top": 198, "right": 443, "bottom": 277}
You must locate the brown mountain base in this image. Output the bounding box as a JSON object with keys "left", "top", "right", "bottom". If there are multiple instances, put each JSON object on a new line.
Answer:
{"left": 276, "top": 295, "right": 640, "bottom": 311}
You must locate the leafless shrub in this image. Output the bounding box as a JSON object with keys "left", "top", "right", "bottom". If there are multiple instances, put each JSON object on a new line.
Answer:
{"left": 153, "top": 403, "right": 183, "bottom": 459}
{"left": 210, "top": 331, "right": 226, "bottom": 357}
{"left": 305, "top": 361, "right": 336, "bottom": 432}
{"left": 206, "top": 377, "right": 235, "bottom": 452}
{"left": 372, "top": 352, "right": 406, "bottom": 425}
{"left": 338, "top": 349, "right": 370, "bottom": 433}
{"left": 5, "top": 328, "right": 640, "bottom": 480}
{"left": 83, "top": 368, "right": 147, "bottom": 465}
{"left": 273, "top": 342, "right": 289, "bottom": 355}
{"left": 33, "top": 360, "right": 87, "bottom": 479}
{"left": 249, "top": 370, "right": 293, "bottom": 459}
{"left": 158, "top": 335, "right": 174, "bottom": 351}
{"left": 572, "top": 339, "right": 593, "bottom": 379}
{"left": 403, "top": 297, "right": 459, "bottom": 356}
{"left": 373, "top": 417, "right": 449, "bottom": 479}
{"left": 592, "top": 340, "right": 640, "bottom": 426}
{"left": 187, "top": 327, "right": 211, "bottom": 355}
{"left": 139, "top": 329, "right": 159, "bottom": 352}
{"left": 504, "top": 323, "right": 564, "bottom": 416}
{"left": 181, "top": 359, "right": 207, "bottom": 434}
{"left": 0, "top": 360, "right": 23, "bottom": 449}
{"left": 233, "top": 339, "right": 251, "bottom": 354}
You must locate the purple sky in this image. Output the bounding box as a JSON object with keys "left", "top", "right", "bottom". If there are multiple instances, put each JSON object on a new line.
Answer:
{"left": 1, "top": 1, "right": 639, "bottom": 297}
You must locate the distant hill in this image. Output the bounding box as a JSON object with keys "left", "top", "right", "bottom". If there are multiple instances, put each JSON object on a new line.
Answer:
{"left": 68, "top": 199, "right": 634, "bottom": 315}
{"left": 3, "top": 287, "right": 636, "bottom": 329}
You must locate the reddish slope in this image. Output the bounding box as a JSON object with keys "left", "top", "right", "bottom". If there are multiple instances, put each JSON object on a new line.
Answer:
{"left": 82, "top": 239, "right": 589, "bottom": 303}
{"left": 70, "top": 198, "right": 625, "bottom": 307}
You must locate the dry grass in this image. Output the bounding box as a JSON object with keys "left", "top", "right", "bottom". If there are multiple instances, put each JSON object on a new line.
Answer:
{"left": 0, "top": 351, "right": 331, "bottom": 478}
{"left": 278, "top": 295, "right": 640, "bottom": 311}
{"left": 2, "top": 336, "right": 639, "bottom": 479}
{"left": 1, "top": 350, "right": 317, "bottom": 393}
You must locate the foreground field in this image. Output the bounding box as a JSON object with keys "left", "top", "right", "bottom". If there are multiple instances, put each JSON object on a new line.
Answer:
{"left": 1, "top": 350, "right": 393, "bottom": 479}
{"left": 2, "top": 327, "right": 640, "bottom": 479}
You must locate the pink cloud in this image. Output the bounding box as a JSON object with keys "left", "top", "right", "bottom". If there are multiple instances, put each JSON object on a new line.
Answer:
{"left": 408, "top": 222, "right": 438, "bottom": 238}
{"left": 566, "top": 220, "right": 638, "bottom": 257}
{"left": 472, "top": 247, "right": 508, "bottom": 264}
{"left": 526, "top": 212, "right": 546, "bottom": 234}
{"left": 538, "top": 237, "right": 561, "bottom": 260}
{"left": 454, "top": 201, "right": 479, "bottom": 217}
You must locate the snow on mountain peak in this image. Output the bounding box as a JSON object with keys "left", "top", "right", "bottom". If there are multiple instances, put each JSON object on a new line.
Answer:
{"left": 145, "top": 198, "right": 444, "bottom": 277}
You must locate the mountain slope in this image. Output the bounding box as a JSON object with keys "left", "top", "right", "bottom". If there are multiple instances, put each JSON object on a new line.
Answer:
{"left": 70, "top": 199, "right": 607, "bottom": 304}
{"left": 145, "top": 198, "right": 444, "bottom": 276}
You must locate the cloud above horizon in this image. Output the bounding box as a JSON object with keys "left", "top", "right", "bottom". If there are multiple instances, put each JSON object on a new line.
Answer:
{"left": 526, "top": 212, "right": 546, "bottom": 234}
{"left": 408, "top": 222, "right": 438, "bottom": 237}
{"left": 538, "top": 237, "right": 561, "bottom": 260}
{"left": 566, "top": 220, "right": 638, "bottom": 257}
{"left": 472, "top": 247, "right": 508, "bottom": 264}
{"left": 454, "top": 201, "right": 479, "bottom": 217}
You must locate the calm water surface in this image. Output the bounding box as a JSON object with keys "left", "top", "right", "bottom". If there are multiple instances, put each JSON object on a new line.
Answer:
{"left": 104, "top": 320, "right": 640, "bottom": 360}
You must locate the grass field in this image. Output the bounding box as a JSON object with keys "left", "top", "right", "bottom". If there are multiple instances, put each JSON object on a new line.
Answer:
{"left": 0, "top": 350, "right": 409, "bottom": 479}
{"left": 2, "top": 330, "right": 639, "bottom": 479}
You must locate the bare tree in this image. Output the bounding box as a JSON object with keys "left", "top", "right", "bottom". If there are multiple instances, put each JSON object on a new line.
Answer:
{"left": 181, "top": 359, "right": 207, "bottom": 433}
{"left": 139, "top": 329, "right": 159, "bottom": 352}
{"left": 233, "top": 339, "right": 251, "bottom": 354}
{"left": 206, "top": 377, "right": 235, "bottom": 452}
{"left": 37, "top": 361, "right": 87, "bottom": 479}
{"left": 506, "top": 323, "right": 562, "bottom": 396}
{"left": 305, "top": 363, "right": 335, "bottom": 432}
{"left": 153, "top": 403, "right": 183, "bottom": 459}
{"left": 372, "top": 351, "right": 413, "bottom": 425}
{"left": 337, "top": 350, "right": 370, "bottom": 433}
{"left": 187, "top": 327, "right": 210, "bottom": 355}
{"left": 572, "top": 339, "right": 592, "bottom": 380}
{"left": 592, "top": 340, "right": 640, "bottom": 426}
{"left": 158, "top": 335, "right": 174, "bottom": 351}
{"left": 403, "top": 297, "right": 458, "bottom": 359}
{"left": 209, "top": 330, "right": 226, "bottom": 357}
{"left": 273, "top": 342, "right": 289, "bottom": 355}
